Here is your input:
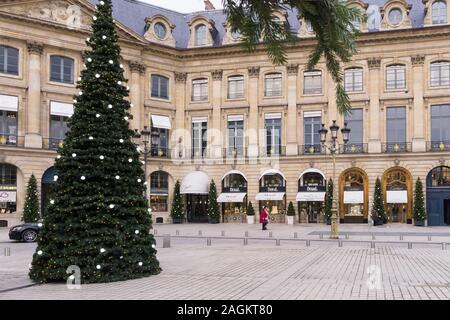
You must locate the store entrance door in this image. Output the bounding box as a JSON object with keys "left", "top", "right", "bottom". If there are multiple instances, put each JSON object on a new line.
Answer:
{"left": 186, "top": 194, "right": 209, "bottom": 223}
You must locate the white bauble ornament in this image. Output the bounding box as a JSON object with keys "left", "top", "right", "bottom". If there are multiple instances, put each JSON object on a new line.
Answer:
{"left": 124, "top": 116, "right": 129, "bottom": 121}
{"left": 95, "top": 74, "right": 100, "bottom": 78}
{"left": 108, "top": 104, "right": 113, "bottom": 109}
{"left": 100, "top": 248, "right": 106, "bottom": 253}
{"left": 89, "top": 136, "right": 94, "bottom": 140}
{"left": 57, "top": 155, "right": 61, "bottom": 159}
{"left": 50, "top": 200, "right": 55, "bottom": 205}
{"left": 117, "top": 81, "right": 122, "bottom": 85}
{"left": 152, "top": 244, "right": 156, "bottom": 249}
{"left": 119, "top": 139, "right": 124, "bottom": 143}
{"left": 102, "top": 35, "right": 107, "bottom": 40}
{"left": 93, "top": 16, "right": 97, "bottom": 21}
{"left": 81, "top": 176, "right": 86, "bottom": 180}
{"left": 109, "top": 204, "right": 115, "bottom": 209}
{"left": 96, "top": 114, "right": 100, "bottom": 118}
{"left": 138, "top": 262, "right": 143, "bottom": 267}
{"left": 130, "top": 103, "right": 134, "bottom": 108}
{"left": 137, "top": 179, "right": 142, "bottom": 183}
{"left": 53, "top": 175, "right": 58, "bottom": 181}
{"left": 115, "top": 175, "right": 120, "bottom": 180}
{"left": 128, "top": 158, "right": 133, "bottom": 163}
{"left": 87, "top": 58, "right": 92, "bottom": 62}
{"left": 109, "top": 60, "right": 113, "bottom": 64}
{"left": 37, "top": 250, "right": 43, "bottom": 255}
{"left": 99, "top": 155, "right": 105, "bottom": 160}
{"left": 135, "top": 230, "right": 139, "bottom": 234}
{"left": 96, "top": 265, "right": 101, "bottom": 270}
{"left": 72, "top": 153, "right": 77, "bottom": 158}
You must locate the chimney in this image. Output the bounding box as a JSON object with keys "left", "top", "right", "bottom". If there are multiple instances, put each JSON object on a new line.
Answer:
{"left": 204, "top": 0, "right": 216, "bottom": 11}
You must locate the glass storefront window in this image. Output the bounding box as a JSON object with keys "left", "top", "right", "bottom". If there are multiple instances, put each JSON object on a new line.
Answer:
{"left": 0, "top": 164, "right": 17, "bottom": 214}
{"left": 429, "top": 166, "right": 450, "bottom": 187}
{"left": 50, "top": 115, "right": 68, "bottom": 149}
{"left": 261, "top": 174, "right": 284, "bottom": 189}
{"left": 150, "top": 171, "right": 169, "bottom": 212}
{"left": 0, "top": 110, "right": 17, "bottom": 146}
{"left": 150, "top": 195, "right": 168, "bottom": 212}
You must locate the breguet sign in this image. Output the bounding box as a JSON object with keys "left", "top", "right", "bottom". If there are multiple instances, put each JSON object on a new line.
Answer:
{"left": 299, "top": 186, "right": 325, "bottom": 192}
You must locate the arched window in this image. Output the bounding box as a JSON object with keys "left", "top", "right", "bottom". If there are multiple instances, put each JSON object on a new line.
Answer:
{"left": 388, "top": 8, "right": 403, "bottom": 26}
{"left": 50, "top": 55, "right": 74, "bottom": 84}
{"left": 339, "top": 168, "right": 368, "bottom": 222}
{"left": 432, "top": 1, "right": 447, "bottom": 25}
{"left": 154, "top": 22, "right": 167, "bottom": 39}
{"left": 261, "top": 173, "right": 285, "bottom": 189}
{"left": 344, "top": 67, "right": 363, "bottom": 92}
{"left": 0, "top": 45, "right": 19, "bottom": 76}
{"left": 195, "top": 24, "right": 207, "bottom": 46}
{"left": 223, "top": 173, "right": 247, "bottom": 191}
{"left": 0, "top": 164, "right": 17, "bottom": 214}
{"left": 430, "top": 61, "right": 450, "bottom": 87}
{"left": 383, "top": 168, "right": 412, "bottom": 223}
{"left": 150, "top": 171, "right": 169, "bottom": 212}
{"left": 428, "top": 166, "right": 450, "bottom": 187}
{"left": 386, "top": 64, "right": 406, "bottom": 90}
{"left": 151, "top": 74, "right": 169, "bottom": 99}
{"left": 264, "top": 73, "right": 282, "bottom": 97}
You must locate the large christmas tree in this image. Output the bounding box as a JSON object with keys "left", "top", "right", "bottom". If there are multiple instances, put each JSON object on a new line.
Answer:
{"left": 207, "top": 180, "right": 220, "bottom": 223}
{"left": 22, "top": 174, "right": 40, "bottom": 223}
{"left": 30, "top": 0, "right": 160, "bottom": 283}
{"left": 413, "top": 178, "right": 426, "bottom": 224}
{"left": 372, "top": 177, "right": 386, "bottom": 224}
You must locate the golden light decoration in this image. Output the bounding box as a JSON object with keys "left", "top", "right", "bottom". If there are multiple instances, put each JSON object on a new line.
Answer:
{"left": 0, "top": 136, "right": 6, "bottom": 145}
{"left": 394, "top": 144, "right": 399, "bottom": 152}
{"left": 351, "top": 144, "right": 357, "bottom": 153}
{"left": 439, "top": 142, "right": 445, "bottom": 151}
{"left": 309, "top": 145, "right": 315, "bottom": 154}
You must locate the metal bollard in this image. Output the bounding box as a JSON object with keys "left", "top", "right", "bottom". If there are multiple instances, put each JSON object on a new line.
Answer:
{"left": 162, "top": 234, "right": 171, "bottom": 248}
{"left": 243, "top": 238, "right": 248, "bottom": 246}
{"left": 306, "top": 240, "right": 311, "bottom": 247}
{"left": 4, "top": 247, "right": 10, "bottom": 256}
{"left": 175, "top": 230, "right": 180, "bottom": 236}
{"left": 207, "top": 238, "right": 211, "bottom": 246}
{"left": 371, "top": 241, "right": 375, "bottom": 249}
{"left": 198, "top": 230, "right": 202, "bottom": 236}
{"left": 400, "top": 235, "right": 404, "bottom": 241}
{"left": 294, "top": 232, "right": 298, "bottom": 239}
{"left": 276, "top": 239, "right": 281, "bottom": 246}
{"left": 428, "top": 236, "right": 432, "bottom": 241}
{"left": 408, "top": 242, "right": 412, "bottom": 249}
{"left": 345, "top": 233, "right": 349, "bottom": 239}
{"left": 338, "top": 240, "right": 343, "bottom": 248}
{"left": 442, "top": 242, "right": 446, "bottom": 250}
{"left": 269, "top": 232, "right": 273, "bottom": 238}
{"left": 245, "top": 231, "right": 249, "bottom": 237}
{"left": 221, "top": 231, "right": 225, "bottom": 237}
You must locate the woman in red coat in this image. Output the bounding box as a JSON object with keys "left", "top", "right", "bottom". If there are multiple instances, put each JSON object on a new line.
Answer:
{"left": 260, "top": 206, "right": 269, "bottom": 230}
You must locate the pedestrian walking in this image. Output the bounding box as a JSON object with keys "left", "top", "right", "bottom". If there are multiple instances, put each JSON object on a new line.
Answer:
{"left": 260, "top": 206, "right": 269, "bottom": 230}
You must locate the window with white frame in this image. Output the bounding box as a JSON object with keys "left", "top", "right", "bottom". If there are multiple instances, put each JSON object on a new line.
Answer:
{"left": 344, "top": 68, "right": 363, "bottom": 92}
{"left": 432, "top": 1, "right": 447, "bottom": 25}
{"left": 386, "top": 64, "right": 406, "bottom": 90}
{"left": 192, "top": 117, "right": 208, "bottom": 158}
{"left": 192, "top": 78, "right": 208, "bottom": 101}
{"left": 227, "top": 115, "right": 244, "bottom": 156}
{"left": 430, "top": 61, "right": 450, "bottom": 87}
{"left": 264, "top": 73, "right": 282, "bottom": 97}
{"left": 265, "top": 113, "right": 282, "bottom": 155}
{"left": 151, "top": 75, "right": 169, "bottom": 99}
{"left": 228, "top": 76, "right": 244, "bottom": 99}
{"left": 0, "top": 46, "right": 19, "bottom": 76}
{"left": 303, "top": 70, "right": 322, "bottom": 94}
{"left": 195, "top": 24, "right": 207, "bottom": 46}
{"left": 50, "top": 55, "right": 74, "bottom": 84}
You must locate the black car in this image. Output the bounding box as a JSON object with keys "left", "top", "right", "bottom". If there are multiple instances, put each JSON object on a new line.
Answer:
{"left": 9, "top": 223, "right": 42, "bottom": 243}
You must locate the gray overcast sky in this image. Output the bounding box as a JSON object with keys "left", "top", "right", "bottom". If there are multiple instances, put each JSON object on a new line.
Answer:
{"left": 139, "top": 0, "right": 223, "bottom": 13}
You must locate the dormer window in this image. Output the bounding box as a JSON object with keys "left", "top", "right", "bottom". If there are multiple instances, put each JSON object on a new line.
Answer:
{"left": 388, "top": 8, "right": 403, "bottom": 25}
{"left": 154, "top": 22, "right": 167, "bottom": 40}
{"left": 144, "top": 15, "right": 176, "bottom": 47}
{"left": 195, "top": 24, "right": 207, "bottom": 47}
{"left": 432, "top": 1, "right": 447, "bottom": 24}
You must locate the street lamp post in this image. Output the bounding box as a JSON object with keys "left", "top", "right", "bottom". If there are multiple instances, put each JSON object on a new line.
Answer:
{"left": 133, "top": 126, "right": 152, "bottom": 197}
{"left": 319, "top": 120, "right": 350, "bottom": 239}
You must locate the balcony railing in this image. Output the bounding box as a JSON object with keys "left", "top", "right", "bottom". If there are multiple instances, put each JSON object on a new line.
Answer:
{"left": 427, "top": 141, "right": 450, "bottom": 152}
{"left": 0, "top": 134, "right": 19, "bottom": 147}
{"left": 259, "top": 146, "right": 286, "bottom": 157}
{"left": 339, "top": 143, "right": 368, "bottom": 154}
{"left": 299, "top": 144, "right": 323, "bottom": 155}
{"left": 222, "top": 147, "right": 246, "bottom": 159}
{"left": 42, "top": 138, "right": 64, "bottom": 150}
{"left": 382, "top": 142, "right": 412, "bottom": 153}
{"left": 150, "top": 147, "right": 171, "bottom": 158}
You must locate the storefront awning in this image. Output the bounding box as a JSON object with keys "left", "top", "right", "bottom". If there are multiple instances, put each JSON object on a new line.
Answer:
{"left": 0, "top": 191, "right": 16, "bottom": 202}
{"left": 180, "top": 171, "right": 210, "bottom": 194}
{"left": 0, "top": 95, "right": 18, "bottom": 112}
{"left": 217, "top": 193, "right": 246, "bottom": 203}
{"left": 344, "top": 191, "right": 364, "bottom": 204}
{"left": 151, "top": 115, "right": 171, "bottom": 130}
{"left": 387, "top": 190, "right": 408, "bottom": 204}
{"left": 296, "top": 192, "right": 325, "bottom": 202}
{"left": 50, "top": 101, "right": 74, "bottom": 117}
{"left": 255, "top": 192, "right": 285, "bottom": 201}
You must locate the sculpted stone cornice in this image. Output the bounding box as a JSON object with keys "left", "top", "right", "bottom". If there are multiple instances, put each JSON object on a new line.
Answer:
{"left": 287, "top": 64, "right": 299, "bottom": 75}
{"left": 367, "top": 57, "right": 381, "bottom": 69}
{"left": 174, "top": 72, "right": 187, "bottom": 83}
{"left": 212, "top": 69, "right": 223, "bottom": 81}
{"left": 128, "top": 61, "right": 146, "bottom": 75}
{"left": 411, "top": 54, "right": 425, "bottom": 66}
{"left": 27, "top": 41, "right": 44, "bottom": 55}
{"left": 248, "top": 66, "right": 260, "bottom": 77}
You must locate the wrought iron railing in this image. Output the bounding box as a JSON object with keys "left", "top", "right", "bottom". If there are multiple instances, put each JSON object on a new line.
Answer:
{"left": 0, "top": 134, "right": 19, "bottom": 147}
{"left": 259, "top": 146, "right": 286, "bottom": 157}
{"left": 381, "top": 142, "right": 412, "bottom": 153}
{"left": 427, "top": 141, "right": 450, "bottom": 152}
{"left": 339, "top": 143, "right": 368, "bottom": 154}
{"left": 298, "top": 144, "right": 323, "bottom": 155}
{"left": 150, "top": 147, "right": 171, "bottom": 158}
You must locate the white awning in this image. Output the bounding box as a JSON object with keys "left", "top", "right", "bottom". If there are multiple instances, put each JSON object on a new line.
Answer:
{"left": 222, "top": 170, "right": 247, "bottom": 181}
{"left": 180, "top": 171, "right": 210, "bottom": 194}
{"left": 0, "top": 191, "right": 16, "bottom": 203}
{"left": 50, "top": 101, "right": 74, "bottom": 117}
{"left": 259, "top": 169, "right": 286, "bottom": 181}
{"left": 0, "top": 95, "right": 18, "bottom": 112}
{"left": 227, "top": 114, "right": 244, "bottom": 122}
{"left": 344, "top": 191, "right": 364, "bottom": 204}
{"left": 304, "top": 111, "right": 322, "bottom": 118}
{"left": 217, "top": 193, "right": 246, "bottom": 203}
{"left": 264, "top": 112, "right": 281, "bottom": 120}
{"left": 387, "top": 190, "right": 408, "bottom": 204}
{"left": 256, "top": 192, "right": 285, "bottom": 201}
{"left": 151, "top": 115, "right": 171, "bottom": 129}
{"left": 296, "top": 192, "right": 325, "bottom": 202}
{"left": 192, "top": 116, "right": 208, "bottom": 123}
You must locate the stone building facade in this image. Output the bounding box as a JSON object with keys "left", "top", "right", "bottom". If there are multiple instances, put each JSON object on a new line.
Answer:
{"left": 1, "top": 0, "right": 450, "bottom": 227}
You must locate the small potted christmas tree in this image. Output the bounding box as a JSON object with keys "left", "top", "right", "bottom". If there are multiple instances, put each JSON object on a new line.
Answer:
{"left": 246, "top": 201, "right": 255, "bottom": 224}
{"left": 324, "top": 179, "right": 333, "bottom": 225}
{"left": 372, "top": 177, "right": 386, "bottom": 225}
{"left": 413, "top": 178, "right": 426, "bottom": 226}
{"left": 22, "top": 174, "right": 40, "bottom": 223}
{"left": 207, "top": 180, "right": 220, "bottom": 224}
{"left": 287, "top": 201, "right": 295, "bottom": 225}
{"left": 171, "top": 180, "right": 184, "bottom": 224}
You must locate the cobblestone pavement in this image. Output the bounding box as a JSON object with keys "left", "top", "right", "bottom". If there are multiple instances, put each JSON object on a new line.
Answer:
{"left": 1, "top": 225, "right": 449, "bottom": 300}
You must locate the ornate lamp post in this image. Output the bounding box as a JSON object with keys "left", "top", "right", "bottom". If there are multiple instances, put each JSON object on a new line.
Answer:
{"left": 133, "top": 126, "right": 152, "bottom": 197}
{"left": 319, "top": 120, "right": 350, "bottom": 239}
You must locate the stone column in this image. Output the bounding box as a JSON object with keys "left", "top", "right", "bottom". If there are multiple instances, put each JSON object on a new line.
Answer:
{"left": 247, "top": 66, "right": 260, "bottom": 157}
{"left": 174, "top": 72, "right": 187, "bottom": 156}
{"left": 128, "top": 61, "right": 146, "bottom": 132}
{"left": 286, "top": 64, "right": 298, "bottom": 155}
{"left": 25, "top": 41, "right": 43, "bottom": 149}
{"left": 367, "top": 57, "right": 382, "bottom": 153}
{"left": 211, "top": 69, "right": 223, "bottom": 159}
{"left": 411, "top": 54, "right": 426, "bottom": 152}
